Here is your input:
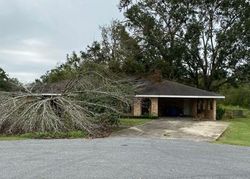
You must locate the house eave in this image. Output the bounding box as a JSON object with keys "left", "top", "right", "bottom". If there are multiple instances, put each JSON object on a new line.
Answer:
{"left": 135, "top": 95, "right": 225, "bottom": 99}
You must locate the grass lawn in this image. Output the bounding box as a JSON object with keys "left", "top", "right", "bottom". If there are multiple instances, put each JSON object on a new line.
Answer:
{"left": 0, "top": 118, "right": 152, "bottom": 141}
{"left": 0, "top": 136, "right": 26, "bottom": 141}
{"left": 216, "top": 115, "right": 250, "bottom": 146}
{"left": 119, "top": 118, "right": 153, "bottom": 127}
{"left": 111, "top": 118, "right": 153, "bottom": 133}
{"left": 0, "top": 131, "right": 88, "bottom": 141}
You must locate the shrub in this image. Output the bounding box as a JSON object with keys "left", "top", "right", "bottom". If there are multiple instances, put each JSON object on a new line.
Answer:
{"left": 217, "top": 106, "right": 225, "bottom": 120}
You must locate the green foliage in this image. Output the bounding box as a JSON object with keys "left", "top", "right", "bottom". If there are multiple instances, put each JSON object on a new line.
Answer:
{"left": 217, "top": 104, "right": 249, "bottom": 120}
{"left": 216, "top": 106, "right": 226, "bottom": 120}
{"left": 0, "top": 67, "right": 21, "bottom": 91}
{"left": 40, "top": 52, "right": 81, "bottom": 83}
{"left": 219, "top": 105, "right": 248, "bottom": 111}
{"left": 38, "top": 0, "right": 249, "bottom": 93}
{"left": 220, "top": 85, "right": 250, "bottom": 109}
{"left": 118, "top": 0, "right": 250, "bottom": 90}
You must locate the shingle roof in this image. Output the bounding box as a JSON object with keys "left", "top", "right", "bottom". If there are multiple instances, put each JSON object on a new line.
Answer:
{"left": 136, "top": 80, "right": 224, "bottom": 99}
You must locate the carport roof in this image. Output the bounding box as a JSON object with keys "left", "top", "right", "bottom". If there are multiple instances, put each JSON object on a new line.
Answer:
{"left": 136, "top": 80, "right": 225, "bottom": 99}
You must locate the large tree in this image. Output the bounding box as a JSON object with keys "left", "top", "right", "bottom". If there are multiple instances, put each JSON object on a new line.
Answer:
{"left": 80, "top": 21, "right": 144, "bottom": 74}
{"left": 119, "top": 0, "right": 250, "bottom": 90}
{"left": 39, "top": 0, "right": 249, "bottom": 91}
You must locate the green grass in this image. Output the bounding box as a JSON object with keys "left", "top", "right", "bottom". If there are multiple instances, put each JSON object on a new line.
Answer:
{"left": 119, "top": 118, "right": 153, "bottom": 127}
{"left": 217, "top": 115, "right": 250, "bottom": 146}
{"left": 112, "top": 118, "right": 153, "bottom": 132}
{"left": 0, "top": 136, "right": 27, "bottom": 141}
{"left": 0, "top": 131, "right": 88, "bottom": 141}
{"left": 0, "top": 118, "right": 151, "bottom": 141}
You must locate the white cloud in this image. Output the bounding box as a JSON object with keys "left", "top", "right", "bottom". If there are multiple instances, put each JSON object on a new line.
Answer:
{"left": 0, "top": 49, "right": 38, "bottom": 57}
{"left": 0, "top": 48, "right": 58, "bottom": 64}
{"left": 9, "top": 72, "right": 41, "bottom": 83}
{"left": 21, "top": 38, "right": 47, "bottom": 46}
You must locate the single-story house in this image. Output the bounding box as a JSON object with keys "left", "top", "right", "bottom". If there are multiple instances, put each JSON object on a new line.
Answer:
{"left": 133, "top": 80, "right": 225, "bottom": 120}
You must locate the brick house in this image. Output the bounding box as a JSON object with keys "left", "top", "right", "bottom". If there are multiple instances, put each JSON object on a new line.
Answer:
{"left": 133, "top": 80, "right": 225, "bottom": 120}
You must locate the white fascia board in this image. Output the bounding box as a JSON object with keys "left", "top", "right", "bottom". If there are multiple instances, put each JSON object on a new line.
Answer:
{"left": 135, "top": 95, "right": 225, "bottom": 99}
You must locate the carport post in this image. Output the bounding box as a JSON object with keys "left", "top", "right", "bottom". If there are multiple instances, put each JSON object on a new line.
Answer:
{"left": 133, "top": 98, "right": 142, "bottom": 116}
{"left": 212, "top": 99, "right": 216, "bottom": 120}
{"left": 150, "top": 98, "right": 158, "bottom": 117}
{"left": 206, "top": 99, "right": 217, "bottom": 120}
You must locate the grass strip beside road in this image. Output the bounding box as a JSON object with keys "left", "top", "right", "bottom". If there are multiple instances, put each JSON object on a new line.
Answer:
{"left": 217, "top": 115, "right": 250, "bottom": 146}
{"left": 0, "top": 118, "right": 152, "bottom": 141}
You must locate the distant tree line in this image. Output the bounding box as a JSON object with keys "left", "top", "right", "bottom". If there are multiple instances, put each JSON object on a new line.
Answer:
{"left": 40, "top": 0, "right": 249, "bottom": 93}
{"left": 221, "top": 84, "right": 250, "bottom": 109}
{"left": 0, "top": 68, "right": 20, "bottom": 92}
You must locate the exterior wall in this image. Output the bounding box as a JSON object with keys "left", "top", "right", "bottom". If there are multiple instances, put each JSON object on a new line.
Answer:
{"left": 133, "top": 98, "right": 141, "bottom": 116}
{"left": 196, "top": 99, "right": 216, "bottom": 120}
{"left": 150, "top": 98, "right": 158, "bottom": 116}
{"left": 132, "top": 97, "right": 216, "bottom": 120}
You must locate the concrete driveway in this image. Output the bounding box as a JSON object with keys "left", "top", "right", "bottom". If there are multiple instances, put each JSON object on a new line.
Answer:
{"left": 0, "top": 138, "right": 250, "bottom": 179}
{"left": 111, "top": 118, "right": 229, "bottom": 141}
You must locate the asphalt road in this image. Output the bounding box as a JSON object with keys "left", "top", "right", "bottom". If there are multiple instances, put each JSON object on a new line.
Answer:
{"left": 0, "top": 138, "right": 250, "bottom": 179}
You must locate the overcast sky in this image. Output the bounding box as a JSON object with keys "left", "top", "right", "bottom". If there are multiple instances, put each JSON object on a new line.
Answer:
{"left": 0, "top": 0, "right": 122, "bottom": 83}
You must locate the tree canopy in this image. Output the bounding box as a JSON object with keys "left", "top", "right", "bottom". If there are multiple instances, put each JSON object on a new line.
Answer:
{"left": 40, "top": 0, "right": 250, "bottom": 91}
{"left": 0, "top": 67, "right": 20, "bottom": 92}
{"left": 118, "top": 0, "right": 249, "bottom": 90}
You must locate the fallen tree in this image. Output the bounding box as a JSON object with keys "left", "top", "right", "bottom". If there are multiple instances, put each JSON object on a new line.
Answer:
{"left": 0, "top": 65, "right": 135, "bottom": 137}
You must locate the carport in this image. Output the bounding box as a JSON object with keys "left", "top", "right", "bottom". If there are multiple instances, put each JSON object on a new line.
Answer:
{"left": 133, "top": 80, "right": 225, "bottom": 120}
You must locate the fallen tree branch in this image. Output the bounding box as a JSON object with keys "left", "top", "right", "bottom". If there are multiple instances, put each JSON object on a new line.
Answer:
{"left": 0, "top": 68, "right": 135, "bottom": 137}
